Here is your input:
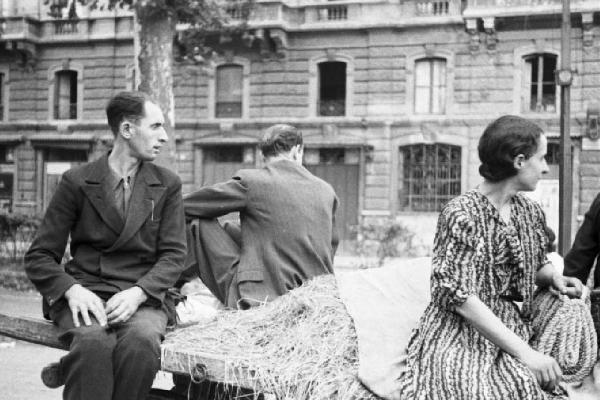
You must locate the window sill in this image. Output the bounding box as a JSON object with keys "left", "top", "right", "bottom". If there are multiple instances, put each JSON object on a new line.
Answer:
{"left": 395, "top": 211, "right": 441, "bottom": 216}
{"left": 518, "top": 111, "right": 560, "bottom": 118}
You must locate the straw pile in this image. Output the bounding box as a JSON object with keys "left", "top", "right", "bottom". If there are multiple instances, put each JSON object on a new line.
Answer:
{"left": 162, "top": 274, "right": 379, "bottom": 400}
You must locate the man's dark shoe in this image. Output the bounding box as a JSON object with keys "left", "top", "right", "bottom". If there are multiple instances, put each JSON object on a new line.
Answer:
{"left": 41, "top": 362, "right": 64, "bottom": 388}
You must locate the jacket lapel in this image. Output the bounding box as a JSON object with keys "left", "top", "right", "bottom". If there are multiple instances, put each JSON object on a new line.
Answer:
{"left": 105, "top": 162, "right": 166, "bottom": 252}
{"left": 81, "top": 155, "right": 124, "bottom": 235}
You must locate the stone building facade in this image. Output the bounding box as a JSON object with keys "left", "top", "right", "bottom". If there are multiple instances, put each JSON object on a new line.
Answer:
{"left": 0, "top": 0, "right": 598, "bottom": 254}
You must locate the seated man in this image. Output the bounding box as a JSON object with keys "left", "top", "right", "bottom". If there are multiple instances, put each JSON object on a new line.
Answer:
{"left": 184, "top": 124, "right": 339, "bottom": 309}
{"left": 24, "top": 91, "right": 187, "bottom": 400}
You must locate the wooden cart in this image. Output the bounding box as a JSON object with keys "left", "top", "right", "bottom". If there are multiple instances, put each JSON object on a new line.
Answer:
{"left": 0, "top": 312, "right": 262, "bottom": 399}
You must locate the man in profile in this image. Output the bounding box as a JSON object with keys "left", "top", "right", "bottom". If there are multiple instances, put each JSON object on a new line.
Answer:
{"left": 25, "top": 91, "right": 187, "bottom": 400}
{"left": 184, "top": 124, "right": 339, "bottom": 309}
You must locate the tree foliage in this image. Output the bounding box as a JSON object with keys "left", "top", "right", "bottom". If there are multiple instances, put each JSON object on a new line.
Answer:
{"left": 45, "top": 0, "right": 253, "bottom": 61}
{"left": 44, "top": 0, "right": 253, "bottom": 168}
{"left": 352, "top": 218, "right": 418, "bottom": 268}
{"left": 0, "top": 212, "right": 41, "bottom": 261}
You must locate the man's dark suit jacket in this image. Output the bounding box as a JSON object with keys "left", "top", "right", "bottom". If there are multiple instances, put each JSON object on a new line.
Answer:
{"left": 25, "top": 154, "right": 187, "bottom": 319}
{"left": 564, "top": 193, "right": 600, "bottom": 286}
{"left": 184, "top": 158, "right": 339, "bottom": 307}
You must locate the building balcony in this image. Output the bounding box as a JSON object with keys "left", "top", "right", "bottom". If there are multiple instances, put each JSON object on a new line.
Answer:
{"left": 227, "top": 0, "right": 463, "bottom": 31}
{"left": 54, "top": 103, "right": 78, "bottom": 120}
{"left": 0, "top": 16, "right": 40, "bottom": 42}
{"left": 216, "top": 101, "right": 243, "bottom": 119}
{"left": 0, "top": 15, "right": 134, "bottom": 45}
{"left": 318, "top": 99, "right": 346, "bottom": 117}
{"left": 463, "top": 0, "right": 599, "bottom": 18}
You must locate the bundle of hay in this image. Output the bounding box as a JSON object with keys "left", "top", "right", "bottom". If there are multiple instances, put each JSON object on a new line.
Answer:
{"left": 162, "top": 274, "right": 378, "bottom": 400}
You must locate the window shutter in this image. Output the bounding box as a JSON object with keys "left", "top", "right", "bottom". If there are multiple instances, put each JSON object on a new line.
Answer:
{"left": 414, "top": 60, "right": 431, "bottom": 114}
{"left": 431, "top": 59, "right": 446, "bottom": 114}
{"left": 522, "top": 58, "right": 533, "bottom": 113}
{"left": 216, "top": 65, "right": 243, "bottom": 118}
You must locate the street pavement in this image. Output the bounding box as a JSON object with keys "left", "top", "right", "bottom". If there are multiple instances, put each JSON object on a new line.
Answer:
{"left": 0, "top": 259, "right": 362, "bottom": 399}
{"left": 0, "top": 288, "right": 177, "bottom": 399}
{"left": 0, "top": 288, "right": 63, "bottom": 400}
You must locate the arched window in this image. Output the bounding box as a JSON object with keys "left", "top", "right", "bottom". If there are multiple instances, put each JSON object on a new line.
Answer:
{"left": 414, "top": 58, "right": 447, "bottom": 114}
{"left": 398, "top": 143, "right": 461, "bottom": 212}
{"left": 215, "top": 64, "right": 243, "bottom": 118}
{"left": 54, "top": 70, "right": 78, "bottom": 120}
{"left": 318, "top": 61, "right": 346, "bottom": 116}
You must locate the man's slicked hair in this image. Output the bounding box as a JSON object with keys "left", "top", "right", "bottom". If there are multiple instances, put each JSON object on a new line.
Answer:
{"left": 106, "top": 91, "right": 153, "bottom": 136}
{"left": 260, "top": 124, "right": 303, "bottom": 158}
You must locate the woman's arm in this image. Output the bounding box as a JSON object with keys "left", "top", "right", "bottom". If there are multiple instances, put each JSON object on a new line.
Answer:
{"left": 455, "top": 295, "right": 561, "bottom": 390}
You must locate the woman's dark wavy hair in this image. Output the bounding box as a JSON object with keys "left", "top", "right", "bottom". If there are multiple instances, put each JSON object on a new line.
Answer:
{"left": 478, "top": 115, "right": 543, "bottom": 182}
{"left": 260, "top": 124, "right": 303, "bottom": 158}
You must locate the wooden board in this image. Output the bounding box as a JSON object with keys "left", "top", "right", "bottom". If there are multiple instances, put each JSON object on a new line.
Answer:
{"left": 0, "top": 312, "right": 66, "bottom": 350}
{"left": 160, "top": 343, "right": 260, "bottom": 390}
{"left": 0, "top": 312, "right": 258, "bottom": 390}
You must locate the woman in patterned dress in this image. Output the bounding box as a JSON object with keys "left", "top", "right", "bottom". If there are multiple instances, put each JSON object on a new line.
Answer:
{"left": 397, "top": 115, "right": 584, "bottom": 400}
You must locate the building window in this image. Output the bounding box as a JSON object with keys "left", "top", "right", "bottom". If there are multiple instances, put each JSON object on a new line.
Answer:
{"left": 545, "top": 141, "right": 560, "bottom": 179}
{"left": 54, "top": 70, "right": 78, "bottom": 119}
{"left": 398, "top": 143, "right": 461, "bottom": 212}
{"left": 523, "top": 53, "right": 557, "bottom": 113}
{"left": 0, "top": 72, "right": 5, "bottom": 121}
{"left": 215, "top": 64, "right": 243, "bottom": 118}
{"left": 201, "top": 145, "right": 255, "bottom": 186}
{"left": 126, "top": 64, "right": 137, "bottom": 91}
{"left": 304, "top": 147, "right": 360, "bottom": 243}
{"left": 318, "top": 61, "right": 346, "bottom": 116}
{"left": 42, "top": 147, "right": 88, "bottom": 210}
{"left": 0, "top": 145, "right": 14, "bottom": 211}
{"left": 0, "top": 147, "right": 14, "bottom": 164}
{"left": 414, "top": 58, "right": 446, "bottom": 114}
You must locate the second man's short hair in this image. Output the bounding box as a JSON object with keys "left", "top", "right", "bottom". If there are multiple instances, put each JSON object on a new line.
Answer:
{"left": 260, "top": 124, "right": 303, "bottom": 158}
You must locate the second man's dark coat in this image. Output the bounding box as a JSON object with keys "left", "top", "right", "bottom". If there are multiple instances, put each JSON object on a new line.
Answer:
{"left": 184, "top": 158, "right": 339, "bottom": 307}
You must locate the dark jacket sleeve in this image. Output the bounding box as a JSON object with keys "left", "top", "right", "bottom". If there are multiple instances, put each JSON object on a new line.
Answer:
{"left": 136, "top": 176, "right": 187, "bottom": 303}
{"left": 24, "top": 173, "right": 79, "bottom": 307}
{"left": 564, "top": 193, "right": 600, "bottom": 284}
{"left": 183, "top": 176, "right": 248, "bottom": 220}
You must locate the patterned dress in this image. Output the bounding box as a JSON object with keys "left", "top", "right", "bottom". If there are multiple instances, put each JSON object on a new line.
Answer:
{"left": 397, "top": 190, "right": 566, "bottom": 400}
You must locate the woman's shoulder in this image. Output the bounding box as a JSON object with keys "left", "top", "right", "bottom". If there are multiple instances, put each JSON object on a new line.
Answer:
{"left": 443, "top": 190, "right": 485, "bottom": 219}
{"left": 440, "top": 191, "right": 482, "bottom": 234}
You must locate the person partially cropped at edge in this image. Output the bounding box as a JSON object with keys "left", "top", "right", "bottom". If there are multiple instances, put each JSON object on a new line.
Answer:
{"left": 183, "top": 124, "right": 339, "bottom": 309}
{"left": 396, "top": 115, "right": 583, "bottom": 399}
{"left": 24, "top": 91, "right": 187, "bottom": 400}
{"left": 564, "top": 184, "right": 600, "bottom": 288}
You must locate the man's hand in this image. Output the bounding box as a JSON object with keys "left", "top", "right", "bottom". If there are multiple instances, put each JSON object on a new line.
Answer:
{"left": 105, "top": 286, "right": 148, "bottom": 325}
{"left": 551, "top": 274, "right": 584, "bottom": 299}
{"left": 64, "top": 284, "right": 107, "bottom": 327}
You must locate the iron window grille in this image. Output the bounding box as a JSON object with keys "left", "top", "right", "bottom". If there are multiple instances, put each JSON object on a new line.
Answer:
{"left": 399, "top": 143, "right": 461, "bottom": 212}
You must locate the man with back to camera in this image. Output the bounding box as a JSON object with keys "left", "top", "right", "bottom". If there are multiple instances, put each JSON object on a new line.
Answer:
{"left": 24, "top": 91, "right": 187, "bottom": 400}
{"left": 184, "top": 124, "right": 339, "bottom": 309}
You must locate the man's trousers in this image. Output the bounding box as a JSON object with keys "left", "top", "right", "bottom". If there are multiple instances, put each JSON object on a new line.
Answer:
{"left": 49, "top": 299, "right": 167, "bottom": 400}
{"left": 186, "top": 218, "right": 242, "bottom": 308}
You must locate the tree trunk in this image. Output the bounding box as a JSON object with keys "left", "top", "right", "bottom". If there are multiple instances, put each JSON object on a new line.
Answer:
{"left": 134, "top": 4, "right": 177, "bottom": 170}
